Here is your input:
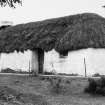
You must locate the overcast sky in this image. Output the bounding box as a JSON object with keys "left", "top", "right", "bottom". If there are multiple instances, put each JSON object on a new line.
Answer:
{"left": 0, "top": 0, "right": 105, "bottom": 25}
{"left": 0, "top": 0, "right": 105, "bottom": 74}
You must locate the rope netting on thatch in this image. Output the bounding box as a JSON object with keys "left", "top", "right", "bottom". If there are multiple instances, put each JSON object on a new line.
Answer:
{"left": 0, "top": 13, "right": 105, "bottom": 53}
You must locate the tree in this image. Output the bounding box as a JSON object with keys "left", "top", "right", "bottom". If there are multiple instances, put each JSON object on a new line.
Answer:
{"left": 0, "top": 0, "right": 22, "bottom": 8}
{"left": 102, "top": 5, "right": 105, "bottom": 8}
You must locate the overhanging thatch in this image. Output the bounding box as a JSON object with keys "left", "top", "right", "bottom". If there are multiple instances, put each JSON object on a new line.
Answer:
{"left": 0, "top": 13, "right": 105, "bottom": 53}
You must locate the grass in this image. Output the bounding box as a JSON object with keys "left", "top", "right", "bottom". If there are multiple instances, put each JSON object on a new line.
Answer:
{"left": 0, "top": 74, "right": 104, "bottom": 105}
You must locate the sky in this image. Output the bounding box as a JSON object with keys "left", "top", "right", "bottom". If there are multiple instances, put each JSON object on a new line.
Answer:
{"left": 0, "top": 0, "right": 105, "bottom": 25}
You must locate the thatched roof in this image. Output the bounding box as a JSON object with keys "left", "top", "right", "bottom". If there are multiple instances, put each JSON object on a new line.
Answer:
{"left": 0, "top": 13, "right": 105, "bottom": 53}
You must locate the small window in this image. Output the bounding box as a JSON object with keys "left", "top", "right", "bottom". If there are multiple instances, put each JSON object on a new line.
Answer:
{"left": 59, "top": 51, "right": 68, "bottom": 58}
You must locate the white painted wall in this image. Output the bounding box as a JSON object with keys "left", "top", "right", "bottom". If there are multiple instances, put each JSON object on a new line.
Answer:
{"left": 0, "top": 48, "right": 105, "bottom": 76}
{"left": 44, "top": 49, "right": 89, "bottom": 75}
{"left": 0, "top": 50, "right": 31, "bottom": 71}
{"left": 44, "top": 48, "right": 105, "bottom": 76}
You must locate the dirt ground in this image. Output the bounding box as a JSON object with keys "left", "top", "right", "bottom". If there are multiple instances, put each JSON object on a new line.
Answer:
{"left": 0, "top": 74, "right": 104, "bottom": 105}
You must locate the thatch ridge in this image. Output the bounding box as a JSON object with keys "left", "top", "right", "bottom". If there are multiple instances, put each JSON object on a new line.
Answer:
{"left": 0, "top": 13, "right": 105, "bottom": 53}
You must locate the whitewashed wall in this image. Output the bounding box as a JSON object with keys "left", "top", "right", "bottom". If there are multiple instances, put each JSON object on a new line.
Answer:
{"left": 0, "top": 48, "right": 105, "bottom": 76}
{"left": 0, "top": 50, "right": 31, "bottom": 71}
{"left": 44, "top": 48, "right": 105, "bottom": 76}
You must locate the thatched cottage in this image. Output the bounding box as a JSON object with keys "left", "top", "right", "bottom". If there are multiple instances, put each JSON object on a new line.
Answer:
{"left": 0, "top": 13, "right": 105, "bottom": 75}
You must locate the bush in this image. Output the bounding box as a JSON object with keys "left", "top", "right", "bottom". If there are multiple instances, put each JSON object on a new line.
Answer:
{"left": 58, "top": 73, "right": 79, "bottom": 76}
{"left": 99, "top": 77, "right": 105, "bottom": 88}
{"left": 1, "top": 68, "right": 29, "bottom": 74}
{"left": 66, "top": 80, "right": 71, "bottom": 84}
{"left": 85, "top": 78, "right": 97, "bottom": 94}
{"left": 39, "top": 76, "right": 51, "bottom": 81}
{"left": 1, "top": 68, "right": 16, "bottom": 73}
{"left": 48, "top": 77, "right": 70, "bottom": 95}
{"left": 49, "top": 77, "right": 62, "bottom": 94}
{"left": 16, "top": 69, "right": 29, "bottom": 74}
{"left": 92, "top": 73, "right": 101, "bottom": 77}
{"left": 85, "top": 77, "right": 105, "bottom": 96}
{"left": 43, "top": 71, "right": 55, "bottom": 75}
